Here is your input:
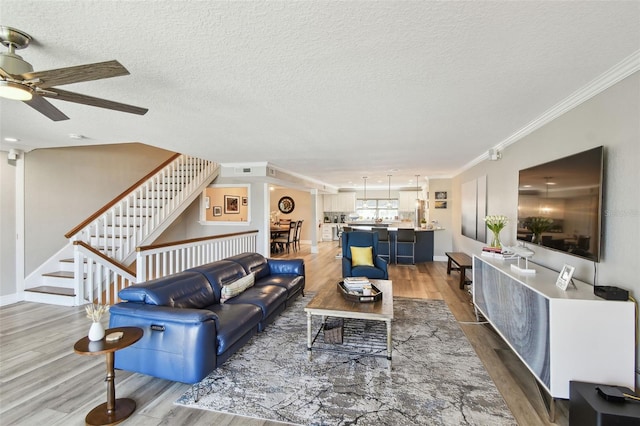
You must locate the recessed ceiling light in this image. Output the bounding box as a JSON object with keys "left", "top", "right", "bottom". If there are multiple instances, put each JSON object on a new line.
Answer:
{"left": 4, "top": 137, "right": 20, "bottom": 142}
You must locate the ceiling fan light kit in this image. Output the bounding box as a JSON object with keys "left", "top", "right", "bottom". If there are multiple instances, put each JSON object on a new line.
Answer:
{"left": 0, "top": 25, "right": 148, "bottom": 120}
{"left": 0, "top": 80, "right": 32, "bottom": 100}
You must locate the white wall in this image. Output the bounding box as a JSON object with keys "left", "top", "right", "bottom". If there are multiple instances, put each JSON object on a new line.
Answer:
{"left": 452, "top": 72, "right": 640, "bottom": 380}
{"left": 0, "top": 151, "right": 17, "bottom": 298}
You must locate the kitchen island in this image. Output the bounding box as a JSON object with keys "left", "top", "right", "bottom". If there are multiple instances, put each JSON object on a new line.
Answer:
{"left": 348, "top": 224, "right": 438, "bottom": 263}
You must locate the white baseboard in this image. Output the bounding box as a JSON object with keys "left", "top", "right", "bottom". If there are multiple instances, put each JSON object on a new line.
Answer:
{"left": 0, "top": 292, "right": 22, "bottom": 306}
{"left": 433, "top": 255, "right": 448, "bottom": 262}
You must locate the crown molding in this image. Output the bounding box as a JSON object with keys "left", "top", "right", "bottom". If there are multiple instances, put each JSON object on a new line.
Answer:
{"left": 457, "top": 49, "right": 640, "bottom": 176}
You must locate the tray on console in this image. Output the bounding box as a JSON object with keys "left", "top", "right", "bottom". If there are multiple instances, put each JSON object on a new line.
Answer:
{"left": 337, "top": 281, "right": 382, "bottom": 303}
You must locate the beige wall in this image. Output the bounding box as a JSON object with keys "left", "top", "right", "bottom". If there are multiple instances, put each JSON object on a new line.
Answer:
{"left": 427, "top": 178, "right": 453, "bottom": 257}
{"left": 23, "top": 143, "right": 174, "bottom": 274}
{"left": 1, "top": 152, "right": 17, "bottom": 297}
{"left": 203, "top": 186, "right": 249, "bottom": 222}
{"left": 270, "top": 188, "right": 313, "bottom": 242}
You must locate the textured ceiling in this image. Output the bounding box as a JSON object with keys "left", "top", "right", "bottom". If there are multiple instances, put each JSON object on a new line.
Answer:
{"left": 1, "top": 1, "right": 638, "bottom": 190}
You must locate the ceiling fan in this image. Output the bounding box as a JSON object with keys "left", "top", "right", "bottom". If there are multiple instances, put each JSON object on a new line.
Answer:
{"left": 0, "top": 26, "right": 148, "bottom": 121}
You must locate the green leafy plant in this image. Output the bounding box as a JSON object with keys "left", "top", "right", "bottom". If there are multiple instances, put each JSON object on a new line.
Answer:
{"left": 524, "top": 216, "right": 553, "bottom": 235}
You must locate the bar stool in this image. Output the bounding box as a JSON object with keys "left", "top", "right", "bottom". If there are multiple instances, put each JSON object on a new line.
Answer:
{"left": 395, "top": 228, "right": 415, "bottom": 264}
{"left": 338, "top": 226, "right": 352, "bottom": 247}
{"left": 373, "top": 227, "right": 390, "bottom": 263}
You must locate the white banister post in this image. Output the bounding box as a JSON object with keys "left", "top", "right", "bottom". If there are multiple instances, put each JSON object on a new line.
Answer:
{"left": 74, "top": 244, "right": 85, "bottom": 306}
{"left": 137, "top": 251, "right": 147, "bottom": 283}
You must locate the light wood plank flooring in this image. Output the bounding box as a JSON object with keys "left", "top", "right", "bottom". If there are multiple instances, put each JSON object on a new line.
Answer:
{"left": 0, "top": 242, "right": 567, "bottom": 425}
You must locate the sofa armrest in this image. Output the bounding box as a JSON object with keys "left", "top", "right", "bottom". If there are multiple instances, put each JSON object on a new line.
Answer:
{"left": 109, "top": 303, "right": 218, "bottom": 323}
{"left": 268, "top": 258, "right": 304, "bottom": 276}
{"left": 375, "top": 256, "right": 389, "bottom": 279}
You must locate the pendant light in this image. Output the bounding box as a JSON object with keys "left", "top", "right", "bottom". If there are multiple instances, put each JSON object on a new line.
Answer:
{"left": 415, "top": 174, "right": 421, "bottom": 207}
{"left": 387, "top": 175, "right": 392, "bottom": 207}
{"left": 362, "top": 176, "right": 368, "bottom": 203}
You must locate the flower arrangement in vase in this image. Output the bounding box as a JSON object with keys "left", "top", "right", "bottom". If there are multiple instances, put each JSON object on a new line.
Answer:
{"left": 524, "top": 216, "right": 553, "bottom": 244}
{"left": 85, "top": 303, "right": 109, "bottom": 341}
{"left": 483, "top": 215, "right": 508, "bottom": 248}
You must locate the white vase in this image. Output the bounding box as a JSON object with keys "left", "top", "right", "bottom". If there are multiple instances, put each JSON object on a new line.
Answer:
{"left": 88, "top": 321, "right": 105, "bottom": 341}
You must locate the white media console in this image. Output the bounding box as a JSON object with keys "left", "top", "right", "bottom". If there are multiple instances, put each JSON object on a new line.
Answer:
{"left": 473, "top": 255, "right": 635, "bottom": 399}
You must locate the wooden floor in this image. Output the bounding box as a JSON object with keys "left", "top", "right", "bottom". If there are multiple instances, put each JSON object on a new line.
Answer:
{"left": 0, "top": 242, "right": 568, "bottom": 425}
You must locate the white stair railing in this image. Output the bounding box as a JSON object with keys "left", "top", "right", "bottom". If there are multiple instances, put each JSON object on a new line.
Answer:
{"left": 65, "top": 154, "right": 219, "bottom": 304}
{"left": 74, "top": 231, "right": 259, "bottom": 304}
{"left": 67, "top": 154, "right": 217, "bottom": 263}
{"left": 73, "top": 241, "right": 136, "bottom": 305}
{"left": 136, "top": 231, "right": 259, "bottom": 282}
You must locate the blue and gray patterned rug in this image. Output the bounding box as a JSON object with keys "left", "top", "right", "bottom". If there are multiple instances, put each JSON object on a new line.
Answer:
{"left": 175, "top": 296, "right": 515, "bottom": 425}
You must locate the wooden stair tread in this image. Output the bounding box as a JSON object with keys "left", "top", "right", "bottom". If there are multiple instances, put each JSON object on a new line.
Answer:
{"left": 42, "top": 271, "right": 74, "bottom": 278}
{"left": 25, "top": 286, "right": 75, "bottom": 297}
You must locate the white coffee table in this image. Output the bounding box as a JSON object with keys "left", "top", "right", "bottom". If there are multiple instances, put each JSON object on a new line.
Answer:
{"left": 304, "top": 279, "right": 394, "bottom": 360}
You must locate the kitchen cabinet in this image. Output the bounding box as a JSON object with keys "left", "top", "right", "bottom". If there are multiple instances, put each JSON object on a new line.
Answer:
{"left": 323, "top": 193, "right": 355, "bottom": 212}
{"left": 398, "top": 191, "right": 418, "bottom": 211}
{"left": 321, "top": 224, "right": 336, "bottom": 241}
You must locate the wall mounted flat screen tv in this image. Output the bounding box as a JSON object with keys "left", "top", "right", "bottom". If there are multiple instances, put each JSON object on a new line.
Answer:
{"left": 517, "top": 146, "right": 604, "bottom": 262}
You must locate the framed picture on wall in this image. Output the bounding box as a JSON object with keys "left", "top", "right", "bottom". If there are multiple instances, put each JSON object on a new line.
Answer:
{"left": 213, "top": 206, "right": 222, "bottom": 216}
{"left": 242, "top": 196, "right": 248, "bottom": 206}
{"left": 224, "top": 195, "right": 240, "bottom": 214}
{"left": 435, "top": 191, "right": 447, "bottom": 200}
{"left": 435, "top": 200, "right": 447, "bottom": 209}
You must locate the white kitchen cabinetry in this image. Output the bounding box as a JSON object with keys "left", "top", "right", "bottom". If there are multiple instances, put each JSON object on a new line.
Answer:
{"left": 323, "top": 193, "right": 355, "bottom": 212}
{"left": 398, "top": 191, "right": 418, "bottom": 211}
{"left": 321, "top": 224, "right": 336, "bottom": 241}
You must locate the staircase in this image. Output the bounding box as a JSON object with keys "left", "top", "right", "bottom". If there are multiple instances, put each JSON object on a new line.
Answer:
{"left": 24, "top": 154, "right": 219, "bottom": 306}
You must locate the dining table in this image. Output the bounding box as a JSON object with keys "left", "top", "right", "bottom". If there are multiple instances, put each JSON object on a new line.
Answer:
{"left": 270, "top": 225, "right": 290, "bottom": 253}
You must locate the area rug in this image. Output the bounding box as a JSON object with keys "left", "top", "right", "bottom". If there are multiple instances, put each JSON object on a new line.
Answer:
{"left": 175, "top": 296, "right": 515, "bottom": 425}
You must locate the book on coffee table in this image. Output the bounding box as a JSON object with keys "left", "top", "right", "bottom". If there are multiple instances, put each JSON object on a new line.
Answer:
{"left": 343, "top": 277, "right": 371, "bottom": 291}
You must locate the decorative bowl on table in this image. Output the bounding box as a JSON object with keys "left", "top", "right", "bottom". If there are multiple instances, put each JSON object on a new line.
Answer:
{"left": 337, "top": 280, "right": 383, "bottom": 303}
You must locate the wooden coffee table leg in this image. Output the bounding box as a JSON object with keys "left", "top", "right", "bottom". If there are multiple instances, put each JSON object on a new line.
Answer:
{"left": 307, "top": 312, "right": 312, "bottom": 350}
{"left": 386, "top": 319, "right": 392, "bottom": 361}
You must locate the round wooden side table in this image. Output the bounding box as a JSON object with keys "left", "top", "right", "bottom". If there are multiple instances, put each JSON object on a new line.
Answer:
{"left": 74, "top": 326, "right": 143, "bottom": 426}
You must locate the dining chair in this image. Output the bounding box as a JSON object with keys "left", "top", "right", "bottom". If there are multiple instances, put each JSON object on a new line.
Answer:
{"left": 273, "top": 221, "right": 297, "bottom": 253}
{"left": 294, "top": 220, "right": 303, "bottom": 251}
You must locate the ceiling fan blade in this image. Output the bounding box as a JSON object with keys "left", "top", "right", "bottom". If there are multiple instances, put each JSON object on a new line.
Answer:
{"left": 23, "top": 95, "right": 69, "bottom": 121}
{"left": 41, "top": 88, "right": 148, "bottom": 116}
{"left": 21, "top": 60, "right": 129, "bottom": 88}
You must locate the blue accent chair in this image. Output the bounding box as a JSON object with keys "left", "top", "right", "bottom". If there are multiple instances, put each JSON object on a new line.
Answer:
{"left": 342, "top": 231, "right": 388, "bottom": 279}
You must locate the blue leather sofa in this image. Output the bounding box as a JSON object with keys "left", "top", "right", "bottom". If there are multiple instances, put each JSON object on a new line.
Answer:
{"left": 108, "top": 253, "right": 304, "bottom": 383}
